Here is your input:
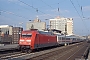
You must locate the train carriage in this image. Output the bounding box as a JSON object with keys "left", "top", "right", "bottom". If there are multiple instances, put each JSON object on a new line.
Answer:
{"left": 57, "top": 35, "right": 72, "bottom": 45}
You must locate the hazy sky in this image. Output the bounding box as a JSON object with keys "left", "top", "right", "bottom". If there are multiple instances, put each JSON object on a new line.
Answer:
{"left": 0, "top": 0, "right": 90, "bottom": 36}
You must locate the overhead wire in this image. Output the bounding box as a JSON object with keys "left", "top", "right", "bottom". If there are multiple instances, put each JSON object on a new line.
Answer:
{"left": 76, "top": 0, "right": 84, "bottom": 18}
{"left": 76, "top": 0, "right": 90, "bottom": 20}
{"left": 1, "top": 0, "right": 53, "bottom": 21}
{"left": 70, "top": 0, "right": 90, "bottom": 35}
{"left": 4, "top": 0, "right": 66, "bottom": 19}
{"left": 76, "top": 0, "right": 90, "bottom": 34}
{"left": 0, "top": 10, "right": 29, "bottom": 19}
{"left": 40, "top": 0, "right": 54, "bottom": 9}
{"left": 57, "top": 3, "right": 61, "bottom": 17}
{"left": 81, "top": 6, "right": 85, "bottom": 18}
{"left": 40, "top": 0, "right": 65, "bottom": 17}
{"left": 0, "top": 1, "right": 33, "bottom": 20}
{"left": 70, "top": 0, "right": 82, "bottom": 19}
{"left": 18, "top": 0, "right": 54, "bottom": 18}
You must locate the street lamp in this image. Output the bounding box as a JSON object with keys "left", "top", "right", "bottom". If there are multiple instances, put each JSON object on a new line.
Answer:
{"left": 65, "top": 23, "right": 67, "bottom": 35}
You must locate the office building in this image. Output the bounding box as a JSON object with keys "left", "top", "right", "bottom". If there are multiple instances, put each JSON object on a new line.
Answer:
{"left": 12, "top": 27, "right": 23, "bottom": 44}
{"left": 49, "top": 16, "right": 73, "bottom": 35}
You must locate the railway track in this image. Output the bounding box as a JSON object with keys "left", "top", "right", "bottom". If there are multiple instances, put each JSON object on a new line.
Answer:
{"left": 0, "top": 42, "right": 89, "bottom": 60}
{"left": 0, "top": 52, "right": 27, "bottom": 60}
{"left": 27, "top": 42, "right": 89, "bottom": 60}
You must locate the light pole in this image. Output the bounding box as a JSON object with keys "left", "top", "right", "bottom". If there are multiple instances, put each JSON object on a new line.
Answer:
{"left": 65, "top": 23, "right": 67, "bottom": 35}
{"left": 65, "top": 22, "right": 67, "bottom": 46}
{"left": 45, "top": 19, "right": 50, "bottom": 30}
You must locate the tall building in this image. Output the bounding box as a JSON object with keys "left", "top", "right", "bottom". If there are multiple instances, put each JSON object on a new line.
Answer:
{"left": 49, "top": 16, "right": 73, "bottom": 35}
{"left": 26, "top": 17, "right": 46, "bottom": 31}
{"left": 0, "top": 25, "right": 13, "bottom": 44}
{"left": 0, "top": 25, "right": 23, "bottom": 44}
{"left": 12, "top": 27, "right": 23, "bottom": 44}
{"left": 0, "top": 25, "right": 13, "bottom": 36}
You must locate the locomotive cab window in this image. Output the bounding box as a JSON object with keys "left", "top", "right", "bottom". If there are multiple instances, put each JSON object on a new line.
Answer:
{"left": 21, "top": 33, "right": 32, "bottom": 37}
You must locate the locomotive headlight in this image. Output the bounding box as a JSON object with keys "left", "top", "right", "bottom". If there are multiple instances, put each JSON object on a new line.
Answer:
{"left": 20, "top": 40, "right": 24, "bottom": 42}
{"left": 26, "top": 40, "right": 31, "bottom": 42}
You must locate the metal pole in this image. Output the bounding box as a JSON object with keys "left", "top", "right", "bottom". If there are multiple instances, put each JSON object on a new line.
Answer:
{"left": 54, "top": 20, "right": 56, "bottom": 29}
{"left": 65, "top": 23, "right": 67, "bottom": 46}
{"left": 50, "top": 21, "right": 51, "bottom": 31}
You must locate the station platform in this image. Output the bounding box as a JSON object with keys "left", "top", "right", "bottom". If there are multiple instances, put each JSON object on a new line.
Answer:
{"left": 0, "top": 44, "right": 19, "bottom": 51}
{"left": 88, "top": 51, "right": 90, "bottom": 60}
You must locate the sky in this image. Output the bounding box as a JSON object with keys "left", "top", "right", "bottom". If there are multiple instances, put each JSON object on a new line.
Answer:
{"left": 0, "top": 0, "right": 90, "bottom": 36}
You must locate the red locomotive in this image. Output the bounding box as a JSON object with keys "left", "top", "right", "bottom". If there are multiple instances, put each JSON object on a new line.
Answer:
{"left": 19, "top": 29, "right": 57, "bottom": 53}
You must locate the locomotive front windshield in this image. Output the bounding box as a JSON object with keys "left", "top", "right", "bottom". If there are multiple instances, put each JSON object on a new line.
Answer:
{"left": 21, "top": 33, "right": 32, "bottom": 37}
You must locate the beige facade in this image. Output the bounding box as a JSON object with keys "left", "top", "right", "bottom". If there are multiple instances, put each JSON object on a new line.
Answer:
{"left": 87, "top": 35, "right": 90, "bottom": 40}
{"left": 0, "top": 25, "right": 13, "bottom": 35}
{"left": 49, "top": 16, "right": 73, "bottom": 35}
{"left": 26, "top": 17, "right": 46, "bottom": 31}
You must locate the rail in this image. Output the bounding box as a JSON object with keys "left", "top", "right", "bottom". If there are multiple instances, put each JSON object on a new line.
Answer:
{"left": 82, "top": 46, "right": 90, "bottom": 59}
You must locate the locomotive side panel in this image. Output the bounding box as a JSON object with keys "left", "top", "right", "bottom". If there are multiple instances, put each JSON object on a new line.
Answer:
{"left": 34, "top": 34, "right": 40, "bottom": 49}
{"left": 34, "top": 34, "right": 57, "bottom": 49}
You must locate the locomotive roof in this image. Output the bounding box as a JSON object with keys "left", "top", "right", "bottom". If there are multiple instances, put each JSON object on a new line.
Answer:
{"left": 51, "top": 29, "right": 61, "bottom": 33}
{"left": 38, "top": 31, "right": 54, "bottom": 35}
{"left": 57, "top": 35, "right": 79, "bottom": 38}
{"left": 22, "top": 30, "right": 55, "bottom": 35}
